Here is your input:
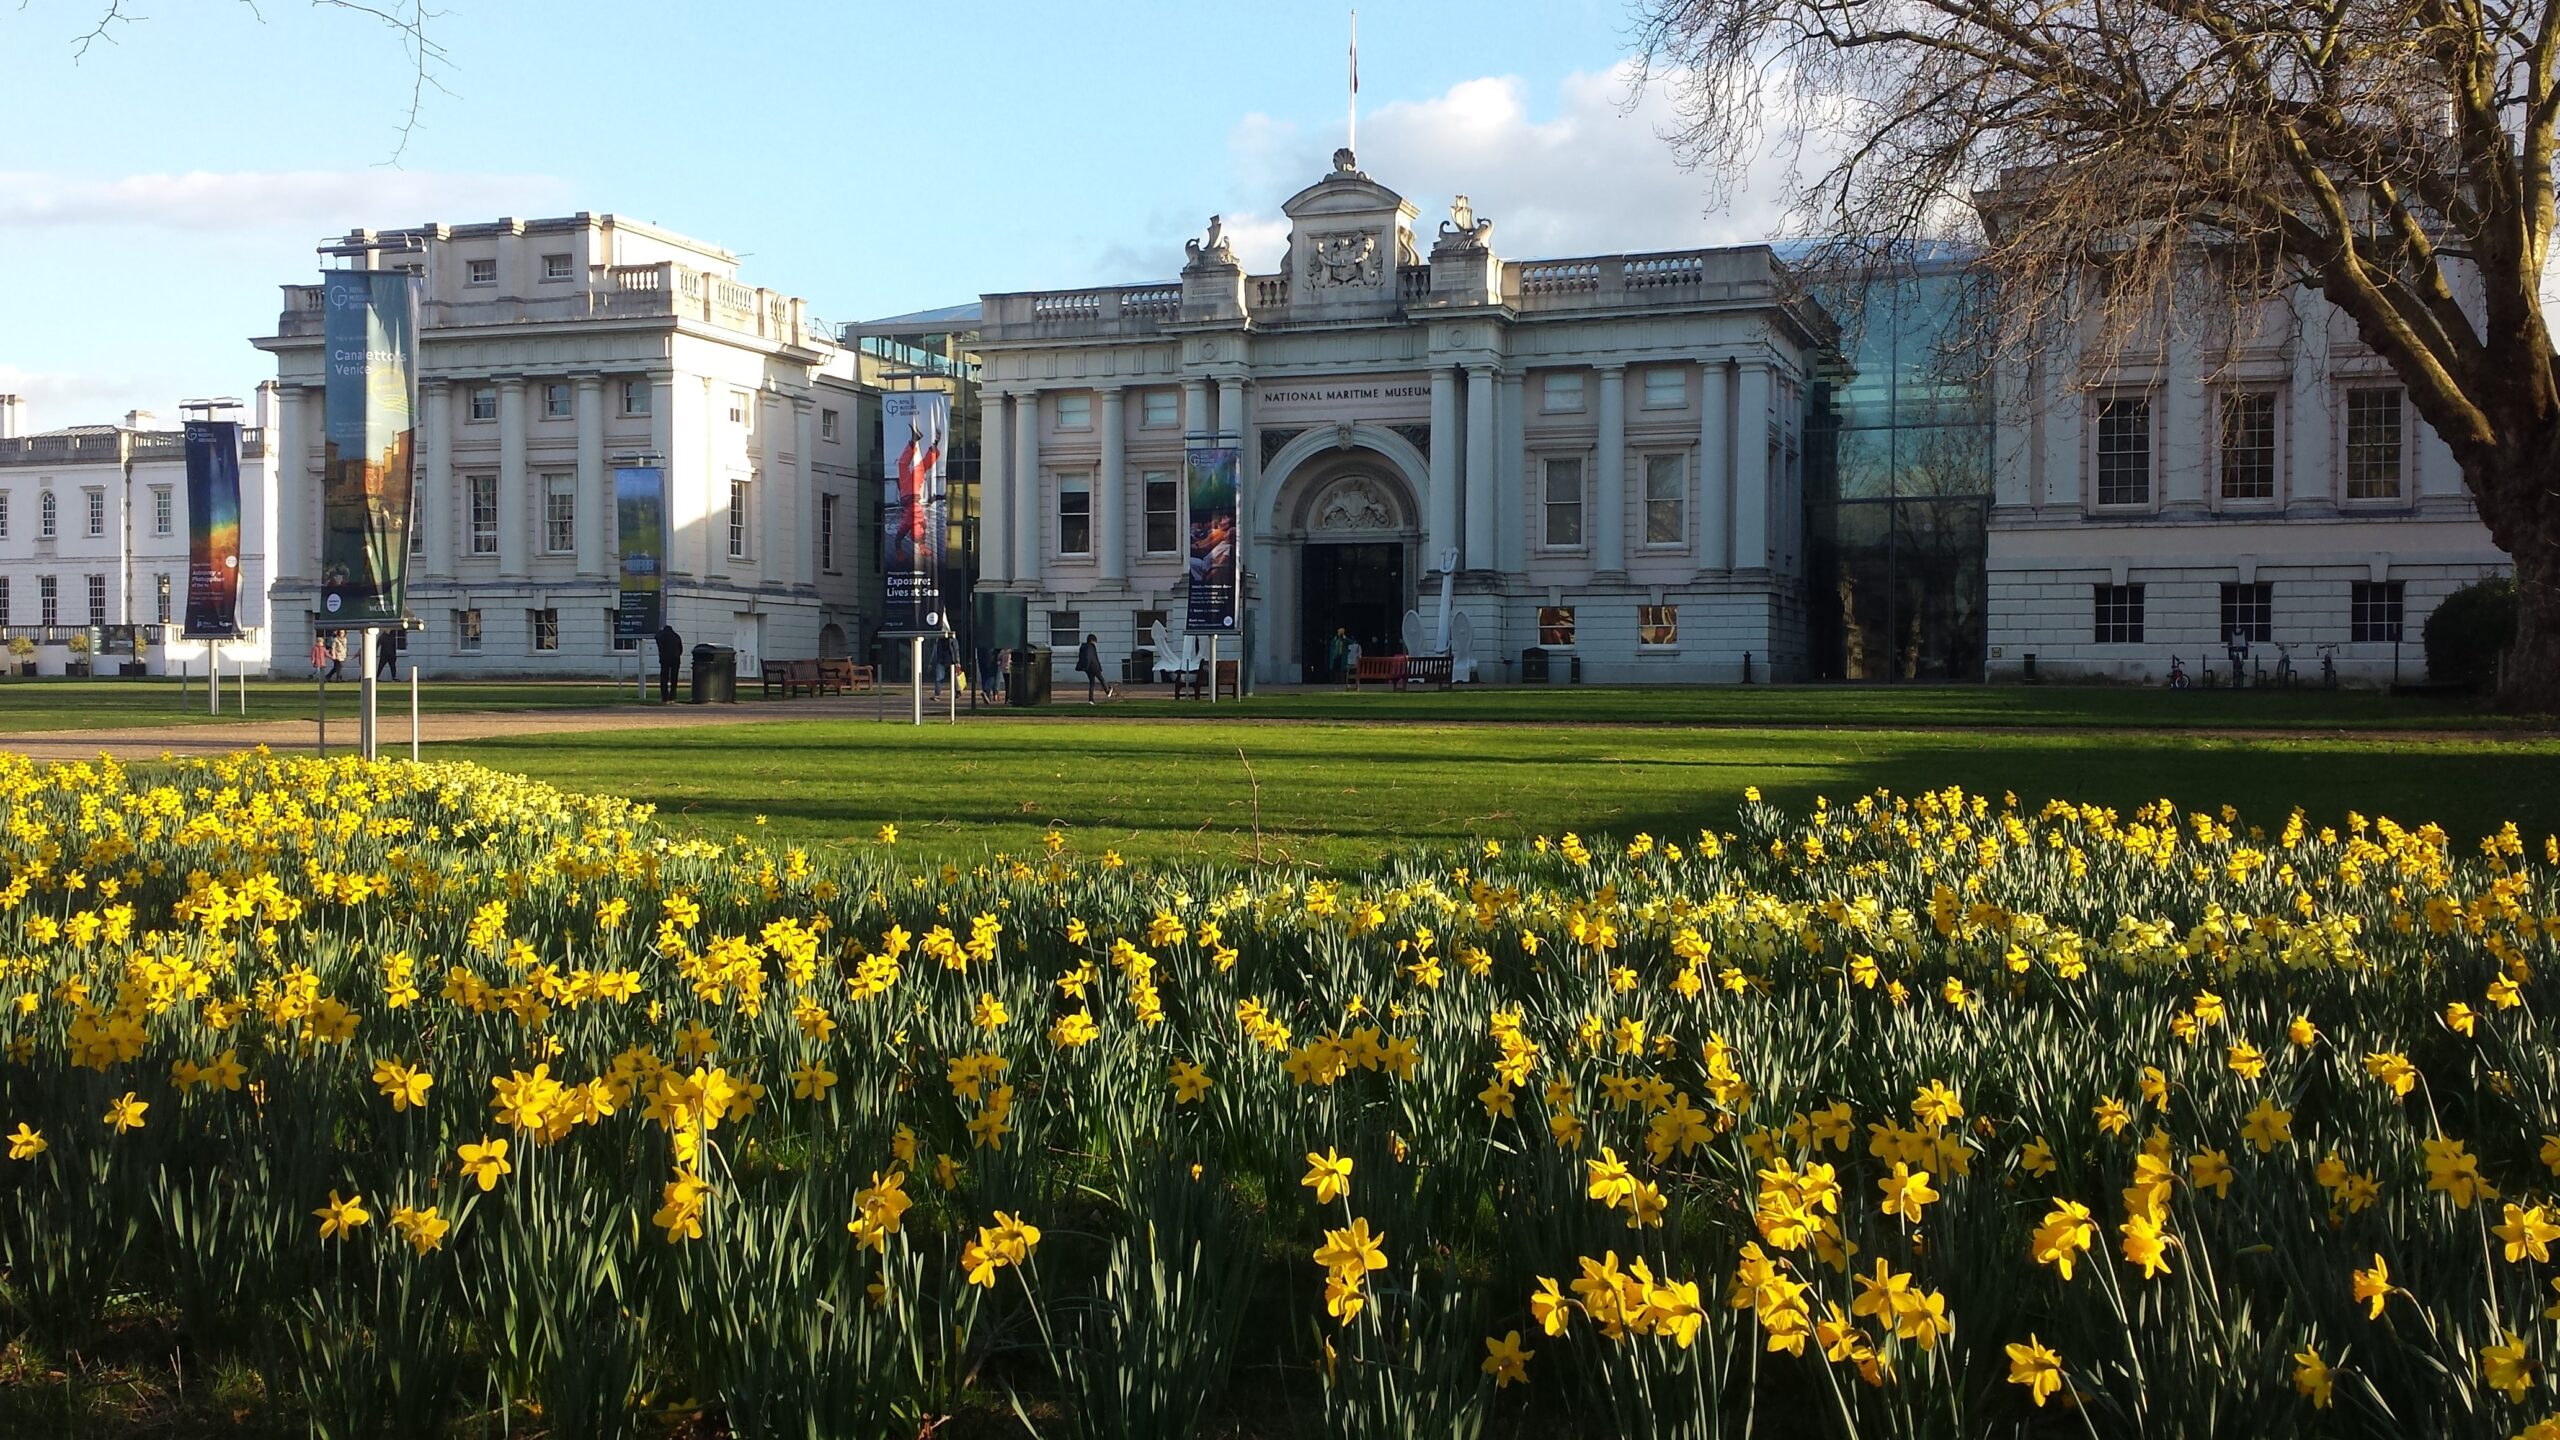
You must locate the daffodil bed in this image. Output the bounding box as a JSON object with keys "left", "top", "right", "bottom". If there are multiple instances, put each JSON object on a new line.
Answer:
{"left": 1, "top": 751, "right": 2556, "bottom": 1440}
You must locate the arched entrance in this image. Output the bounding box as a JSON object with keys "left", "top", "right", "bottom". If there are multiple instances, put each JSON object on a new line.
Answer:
{"left": 1257, "top": 428, "right": 1428, "bottom": 682}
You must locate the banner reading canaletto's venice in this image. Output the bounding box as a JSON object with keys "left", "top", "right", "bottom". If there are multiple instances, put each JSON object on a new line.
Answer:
{"left": 881, "top": 390, "right": 950, "bottom": 635}
{"left": 319, "top": 269, "right": 420, "bottom": 629}
{"left": 181, "top": 419, "right": 243, "bottom": 638}
{"left": 614, "top": 465, "right": 667, "bottom": 639}
{"left": 1184, "top": 446, "right": 1239, "bottom": 634}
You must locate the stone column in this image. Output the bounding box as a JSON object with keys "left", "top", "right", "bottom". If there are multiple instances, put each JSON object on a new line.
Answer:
{"left": 702, "top": 377, "right": 725, "bottom": 579}
{"left": 1013, "top": 390, "right": 1043, "bottom": 588}
{"left": 649, "top": 375, "right": 677, "bottom": 583}
{"left": 1734, "top": 363, "right": 1773, "bottom": 572}
{"left": 1595, "top": 364, "right": 1627, "bottom": 576}
{"left": 1496, "top": 373, "right": 1526, "bottom": 572}
{"left": 1097, "top": 387, "right": 1127, "bottom": 582}
{"left": 497, "top": 377, "right": 528, "bottom": 578}
{"left": 793, "top": 397, "right": 816, "bottom": 588}
{"left": 1699, "top": 363, "right": 1730, "bottom": 571}
{"left": 419, "top": 382, "right": 452, "bottom": 579}
{"left": 1464, "top": 366, "right": 1497, "bottom": 570}
{"left": 275, "top": 385, "right": 309, "bottom": 583}
{"left": 980, "top": 392, "right": 1013, "bottom": 585}
{"left": 1428, "top": 367, "right": 1459, "bottom": 570}
{"left": 761, "top": 392, "right": 789, "bottom": 584}
{"left": 1184, "top": 379, "right": 1213, "bottom": 442}
{"left": 574, "top": 376, "right": 604, "bottom": 579}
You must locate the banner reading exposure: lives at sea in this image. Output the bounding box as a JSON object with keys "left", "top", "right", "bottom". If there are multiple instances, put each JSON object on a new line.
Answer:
{"left": 614, "top": 466, "right": 667, "bottom": 639}
{"left": 881, "top": 391, "right": 950, "bottom": 635}
{"left": 319, "top": 270, "right": 419, "bottom": 629}
{"left": 1184, "top": 446, "right": 1239, "bottom": 635}
{"left": 182, "top": 420, "right": 242, "bottom": 638}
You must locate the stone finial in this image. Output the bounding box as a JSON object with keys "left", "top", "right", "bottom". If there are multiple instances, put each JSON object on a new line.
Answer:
{"left": 1185, "top": 214, "right": 1236, "bottom": 269}
{"left": 1331, "top": 146, "right": 1360, "bottom": 176}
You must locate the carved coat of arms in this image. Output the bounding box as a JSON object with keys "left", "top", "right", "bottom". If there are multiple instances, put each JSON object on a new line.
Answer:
{"left": 1308, "top": 231, "right": 1381, "bottom": 288}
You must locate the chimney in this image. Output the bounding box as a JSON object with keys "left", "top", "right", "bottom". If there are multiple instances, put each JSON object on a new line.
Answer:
{"left": 0, "top": 394, "right": 20, "bottom": 440}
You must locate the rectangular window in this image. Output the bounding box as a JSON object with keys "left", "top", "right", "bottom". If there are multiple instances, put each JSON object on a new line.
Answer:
{"left": 152, "top": 486, "right": 173, "bottom": 536}
{"left": 820, "top": 408, "right": 839, "bottom": 442}
{"left": 85, "top": 573, "right": 106, "bottom": 622}
{"left": 1144, "top": 472, "right": 1179, "bottom": 554}
{"left": 1542, "top": 457, "right": 1585, "bottom": 547}
{"left": 1537, "top": 606, "right": 1577, "bottom": 646}
{"left": 543, "top": 382, "right": 572, "bottom": 419}
{"left": 2345, "top": 387, "right": 2405, "bottom": 500}
{"left": 542, "top": 473, "right": 576, "bottom": 554}
{"left": 40, "top": 575, "right": 59, "bottom": 626}
{"left": 621, "top": 380, "right": 651, "bottom": 416}
{"left": 819, "top": 493, "right": 839, "bottom": 571}
{"left": 1055, "top": 393, "right": 1092, "bottom": 430}
{"left": 2219, "top": 581, "right": 2273, "bottom": 643}
{"left": 1543, "top": 372, "right": 1585, "bottom": 412}
{"left": 541, "top": 252, "right": 572, "bottom": 282}
{"left": 469, "top": 388, "right": 497, "bottom": 422}
{"left": 455, "top": 608, "right": 482, "bottom": 652}
{"left": 729, "top": 478, "right": 750, "bottom": 559}
{"left": 86, "top": 489, "right": 105, "bottom": 537}
{"left": 729, "top": 391, "right": 753, "bottom": 429}
{"left": 0, "top": 490, "right": 10, "bottom": 538}
{"left": 1142, "top": 390, "right": 1179, "bottom": 428}
{"left": 1638, "top": 605, "right": 1679, "bottom": 647}
{"left": 2095, "top": 398, "right": 2151, "bottom": 507}
{"left": 1643, "top": 454, "right": 1686, "bottom": 546}
{"left": 1642, "top": 368, "right": 1686, "bottom": 409}
{"left": 2093, "top": 584, "right": 2146, "bottom": 644}
{"left": 154, "top": 574, "right": 171, "bottom": 623}
{"left": 531, "top": 608, "right": 559, "bottom": 651}
{"left": 2218, "top": 391, "right": 2278, "bottom": 502}
{"left": 0, "top": 578, "right": 9, "bottom": 625}
{"left": 1056, "top": 478, "right": 1093, "bottom": 556}
{"left": 468, "top": 475, "right": 499, "bottom": 555}
{"left": 1048, "top": 610, "right": 1081, "bottom": 652}
{"left": 2351, "top": 581, "right": 2406, "bottom": 643}
{"left": 39, "top": 491, "right": 57, "bottom": 539}
{"left": 466, "top": 257, "right": 496, "bottom": 285}
{"left": 410, "top": 485, "right": 426, "bottom": 555}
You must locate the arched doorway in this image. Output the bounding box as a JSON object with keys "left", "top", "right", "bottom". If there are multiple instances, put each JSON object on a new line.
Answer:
{"left": 1257, "top": 430, "right": 1427, "bottom": 682}
{"left": 819, "top": 623, "right": 848, "bottom": 659}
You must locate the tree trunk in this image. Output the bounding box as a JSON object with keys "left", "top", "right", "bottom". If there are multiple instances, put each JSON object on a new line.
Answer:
{"left": 2501, "top": 520, "right": 2560, "bottom": 715}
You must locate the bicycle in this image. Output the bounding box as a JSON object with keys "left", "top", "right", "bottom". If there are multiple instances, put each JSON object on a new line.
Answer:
{"left": 2271, "top": 641, "right": 2296, "bottom": 689}
{"left": 2317, "top": 643, "right": 2339, "bottom": 689}
{"left": 2165, "top": 655, "right": 2190, "bottom": 690}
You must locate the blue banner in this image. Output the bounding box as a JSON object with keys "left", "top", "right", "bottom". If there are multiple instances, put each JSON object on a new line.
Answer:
{"left": 614, "top": 466, "right": 666, "bottom": 639}
{"left": 182, "top": 420, "right": 242, "bottom": 638}
{"left": 1184, "top": 446, "right": 1239, "bottom": 634}
{"left": 319, "top": 270, "right": 419, "bottom": 629}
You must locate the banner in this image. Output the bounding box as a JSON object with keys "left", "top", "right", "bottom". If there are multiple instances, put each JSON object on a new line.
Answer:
{"left": 881, "top": 390, "right": 950, "bottom": 635}
{"left": 1184, "top": 446, "right": 1240, "bottom": 634}
{"left": 614, "top": 466, "right": 667, "bottom": 639}
{"left": 182, "top": 419, "right": 243, "bottom": 638}
{"left": 319, "top": 269, "right": 420, "bottom": 629}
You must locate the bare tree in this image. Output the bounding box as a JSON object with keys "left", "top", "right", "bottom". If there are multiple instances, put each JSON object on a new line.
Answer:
{"left": 1636, "top": 0, "right": 2560, "bottom": 709}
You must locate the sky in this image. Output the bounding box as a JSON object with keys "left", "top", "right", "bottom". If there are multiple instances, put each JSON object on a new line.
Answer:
{"left": 0, "top": 0, "right": 1814, "bottom": 428}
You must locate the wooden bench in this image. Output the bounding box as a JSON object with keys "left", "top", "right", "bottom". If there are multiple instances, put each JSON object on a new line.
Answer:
{"left": 760, "top": 658, "right": 843, "bottom": 698}
{"left": 1349, "top": 655, "right": 1405, "bottom": 690}
{"left": 818, "top": 657, "right": 876, "bottom": 693}
{"left": 1404, "top": 655, "right": 1454, "bottom": 690}
{"left": 760, "top": 660, "right": 797, "bottom": 697}
{"left": 1168, "top": 658, "right": 1241, "bottom": 699}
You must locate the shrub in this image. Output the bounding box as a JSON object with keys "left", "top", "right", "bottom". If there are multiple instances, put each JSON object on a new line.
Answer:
{"left": 2423, "top": 573, "right": 2516, "bottom": 689}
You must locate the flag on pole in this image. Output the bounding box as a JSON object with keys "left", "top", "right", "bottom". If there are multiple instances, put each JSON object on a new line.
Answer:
{"left": 1348, "top": 10, "right": 1360, "bottom": 151}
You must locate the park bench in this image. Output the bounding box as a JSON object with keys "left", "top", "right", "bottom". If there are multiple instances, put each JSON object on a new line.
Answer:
{"left": 1169, "top": 658, "right": 1241, "bottom": 700}
{"left": 1349, "top": 655, "right": 1405, "bottom": 690}
{"left": 760, "top": 659, "right": 834, "bottom": 697}
{"left": 818, "top": 657, "right": 876, "bottom": 693}
{"left": 1404, "top": 655, "right": 1454, "bottom": 690}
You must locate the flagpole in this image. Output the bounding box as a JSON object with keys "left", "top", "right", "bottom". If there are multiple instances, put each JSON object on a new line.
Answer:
{"left": 1348, "top": 10, "right": 1359, "bottom": 154}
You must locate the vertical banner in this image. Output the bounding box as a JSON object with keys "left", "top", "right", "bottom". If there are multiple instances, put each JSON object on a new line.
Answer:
{"left": 182, "top": 419, "right": 243, "bottom": 638}
{"left": 319, "top": 269, "right": 420, "bottom": 629}
{"left": 1184, "top": 445, "right": 1240, "bottom": 634}
{"left": 881, "top": 390, "right": 950, "bottom": 634}
{"left": 614, "top": 465, "right": 667, "bottom": 638}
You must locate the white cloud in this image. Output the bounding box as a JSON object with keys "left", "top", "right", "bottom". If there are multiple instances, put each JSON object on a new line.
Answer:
{"left": 0, "top": 170, "right": 571, "bottom": 234}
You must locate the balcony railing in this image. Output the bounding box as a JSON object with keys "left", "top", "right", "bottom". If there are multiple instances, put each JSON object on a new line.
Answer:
{"left": 980, "top": 283, "right": 1187, "bottom": 339}
{"left": 270, "top": 261, "right": 832, "bottom": 350}
{"left": 1508, "top": 249, "right": 1774, "bottom": 312}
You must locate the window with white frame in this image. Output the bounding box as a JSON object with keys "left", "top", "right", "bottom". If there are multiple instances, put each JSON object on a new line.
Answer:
{"left": 2094, "top": 397, "right": 2152, "bottom": 507}
{"left": 543, "top": 382, "right": 572, "bottom": 419}
{"left": 530, "top": 608, "right": 560, "bottom": 651}
{"left": 620, "top": 380, "right": 651, "bottom": 416}
{"left": 541, "top": 253, "right": 573, "bottom": 282}
{"left": 542, "top": 474, "right": 576, "bottom": 554}
{"left": 455, "top": 609, "right": 482, "bottom": 652}
{"left": 1057, "top": 476, "right": 1092, "bottom": 555}
{"left": 2219, "top": 581, "right": 2273, "bottom": 643}
{"left": 1537, "top": 606, "right": 1576, "bottom": 646}
{"left": 2218, "top": 391, "right": 2278, "bottom": 502}
{"left": 154, "top": 574, "right": 170, "bottom": 623}
{"left": 469, "top": 388, "right": 497, "bottom": 422}
{"left": 85, "top": 573, "right": 106, "bottom": 622}
{"left": 2093, "top": 584, "right": 2145, "bottom": 643}
{"left": 1642, "top": 368, "right": 1686, "bottom": 409}
{"left": 1543, "top": 372, "right": 1585, "bottom": 412}
{"left": 729, "top": 477, "right": 751, "bottom": 559}
{"left": 468, "top": 475, "right": 499, "bottom": 555}
{"left": 729, "top": 391, "right": 753, "bottom": 429}
{"left": 410, "top": 485, "right": 426, "bottom": 555}
{"left": 820, "top": 493, "right": 839, "bottom": 572}
{"left": 0, "top": 578, "right": 9, "bottom": 625}
{"left": 2351, "top": 581, "right": 2406, "bottom": 642}
{"left": 85, "top": 488, "right": 105, "bottom": 537}
{"left": 1144, "top": 473, "right": 1179, "bottom": 554}
{"left": 1638, "top": 605, "right": 1679, "bottom": 647}
{"left": 466, "top": 257, "right": 497, "bottom": 286}
{"left": 2344, "top": 387, "right": 2405, "bottom": 500}
{"left": 820, "top": 408, "right": 839, "bottom": 442}
{"left": 1643, "top": 454, "right": 1686, "bottom": 546}
{"left": 1142, "top": 390, "right": 1179, "bottom": 428}
{"left": 152, "top": 486, "right": 173, "bottom": 536}
{"left": 39, "top": 491, "right": 57, "bottom": 538}
{"left": 1541, "top": 457, "right": 1585, "bottom": 547}
{"left": 1056, "top": 393, "right": 1092, "bottom": 430}
{"left": 0, "top": 490, "right": 9, "bottom": 538}
{"left": 40, "top": 575, "right": 58, "bottom": 626}
{"left": 1048, "top": 610, "right": 1082, "bottom": 651}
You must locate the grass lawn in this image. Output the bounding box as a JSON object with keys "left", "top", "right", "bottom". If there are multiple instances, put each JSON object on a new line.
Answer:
{"left": 0, "top": 676, "right": 638, "bottom": 733}
{"left": 447, "top": 714, "right": 2560, "bottom": 870}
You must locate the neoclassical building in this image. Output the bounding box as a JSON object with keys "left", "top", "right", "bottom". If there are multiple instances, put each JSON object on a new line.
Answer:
{"left": 254, "top": 214, "right": 880, "bottom": 676}
{"left": 971, "top": 150, "right": 1829, "bottom": 684}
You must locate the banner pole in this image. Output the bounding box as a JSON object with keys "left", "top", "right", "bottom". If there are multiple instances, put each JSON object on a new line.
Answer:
{"left": 411, "top": 665, "right": 420, "bottom": 762}
{"left": 949, "top": 639, "right": 958, "bottom": 724}
{"left": 911, "top": 636, "right": 924, "bottom": 726}
{"left": 317, "top": 670, "right": 326, "bottom": 756}
{"left": 359, "top": 630, "right": 378, "bottom": 761}
{"left": 209, "top": 645, "right": 220, "bottom": 716}
{"left": 237, "top": 651, "right": 245, "bottom": 715}
{"left": 178, "top": 658, "right": 188, "bottom": 713}
{"left": 1209, "top": 635, "right": 1218, "bottom": 706}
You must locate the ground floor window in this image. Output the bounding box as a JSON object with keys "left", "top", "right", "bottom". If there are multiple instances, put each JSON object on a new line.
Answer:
{"left": 1048, "top": 610, "right": 1080, "bottom": 652}
{"left": 455, "top": 609, "right": 483, "bottom": 653}
{"left": 155, "top": 574, "right": 171, "bottom": 624}
{"left": 1537, "top": 605, "right": 1576, "bottom": 646}
{"left": 2093, "top": 584, "right": 2144, "bottom": 644}
{"left": 2350, "top": 581, "right": 2405, "bottom": 643}
{"left": 531, "top": 609, "right": 560, "bottom": 652}
{"left": 1637, "top": 605, "right": 1678, "bottom": 647}
{"left": 2219, "top": 581, "right": 2273, "bottom": 644}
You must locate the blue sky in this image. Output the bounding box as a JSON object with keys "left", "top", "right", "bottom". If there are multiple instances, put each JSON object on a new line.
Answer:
{"left": 0, "top": 0, "right": 1804, "bottom": 425}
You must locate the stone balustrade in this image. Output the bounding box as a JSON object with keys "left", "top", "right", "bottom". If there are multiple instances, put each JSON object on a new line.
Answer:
{"left": 272, "top": 260, "right": 831, "bottom": 351}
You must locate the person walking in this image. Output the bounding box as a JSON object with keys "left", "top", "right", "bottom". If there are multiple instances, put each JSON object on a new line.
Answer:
{"left": 1327, "top": 626, "right": 1350, "bottom": 685}
{"left": 654, "top": 622, "right": 683, "bottom": 702}
{"left": 376, "top": 630, "right": 400, "bottom": 681}
{"left": 309, "top": 633, "right": 329, "bottom": 678}
{"left": 324, "top": 631, "right": 347, "bottom": 682}
{"left": 1076, "top": 633, "right": 1116, "bottom": 703}
{"left": 930, "top": 634, "right": 955, "bottom": 700}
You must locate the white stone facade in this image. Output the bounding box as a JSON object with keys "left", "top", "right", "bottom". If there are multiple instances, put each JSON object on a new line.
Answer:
{"left": 1988, "top": 288, "right": 2509, "bottom": 684}
{"left": 0, "top": 392, "right": 281, "bottom": 676}
{"left": 253, "top": 214, "right": 877, "bottom": 677}
{"left": 972, "top": 153, "right": 1826, "bottom": 685}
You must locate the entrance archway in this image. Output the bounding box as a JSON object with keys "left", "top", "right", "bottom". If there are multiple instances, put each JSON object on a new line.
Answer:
{"left": 1257, "top": 429, "right": 1426, "bottom": 682}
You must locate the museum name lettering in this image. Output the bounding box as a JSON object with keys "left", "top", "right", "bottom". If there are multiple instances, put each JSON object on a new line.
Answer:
{"left": 1260, "top": 383, "right": 1431, "bottom": 406}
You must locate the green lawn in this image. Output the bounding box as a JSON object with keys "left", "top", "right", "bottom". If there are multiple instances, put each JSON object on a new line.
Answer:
{"left": 447, "top": 715, "right": 2560, "bottom": 870}
{"left": 0, "top": 676, "right": 640, "bottom": 733}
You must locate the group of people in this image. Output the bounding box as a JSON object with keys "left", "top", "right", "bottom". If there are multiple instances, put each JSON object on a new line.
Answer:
{"left": 921, "top": 634, "right": 1118, "bottom": 703}
{"left": 307, "top": 630, "right": 403, "bottom": 682}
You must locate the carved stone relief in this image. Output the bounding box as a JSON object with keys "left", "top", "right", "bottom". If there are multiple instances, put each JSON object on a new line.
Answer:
{"left": 1310, "top": 477, "right": 1399, "bottom": 534}
{"left": 1307, "top": 231, "right": 1383, "bottom": 289}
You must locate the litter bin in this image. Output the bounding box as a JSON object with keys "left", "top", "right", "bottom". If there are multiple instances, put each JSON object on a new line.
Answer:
{"left": 1520, "top": 647, "right": 1549, "bottom": 683}
{"left": 1008, "top": 646, "right": 1053, "bottom": 706}
{"left": 690, "top": 644, "right": 737, "bottom": 704}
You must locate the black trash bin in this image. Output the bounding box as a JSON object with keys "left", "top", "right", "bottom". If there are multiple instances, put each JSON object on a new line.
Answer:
{"left": 1008, "top": 646, "right": 1053, "bottom": 706}
{"left": 690, "top": 644, "right": 737, "bottom": 704}
{"left": 1520, "top": 647, "right": 1550, "bottom": 684}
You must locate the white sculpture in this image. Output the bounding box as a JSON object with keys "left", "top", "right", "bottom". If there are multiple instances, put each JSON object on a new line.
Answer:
{"left": 1398, "top": 549, "right": 1476, "bottom": 681}
{"left": 1149, "top": 620, "right": 1201, "bottom": 682}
